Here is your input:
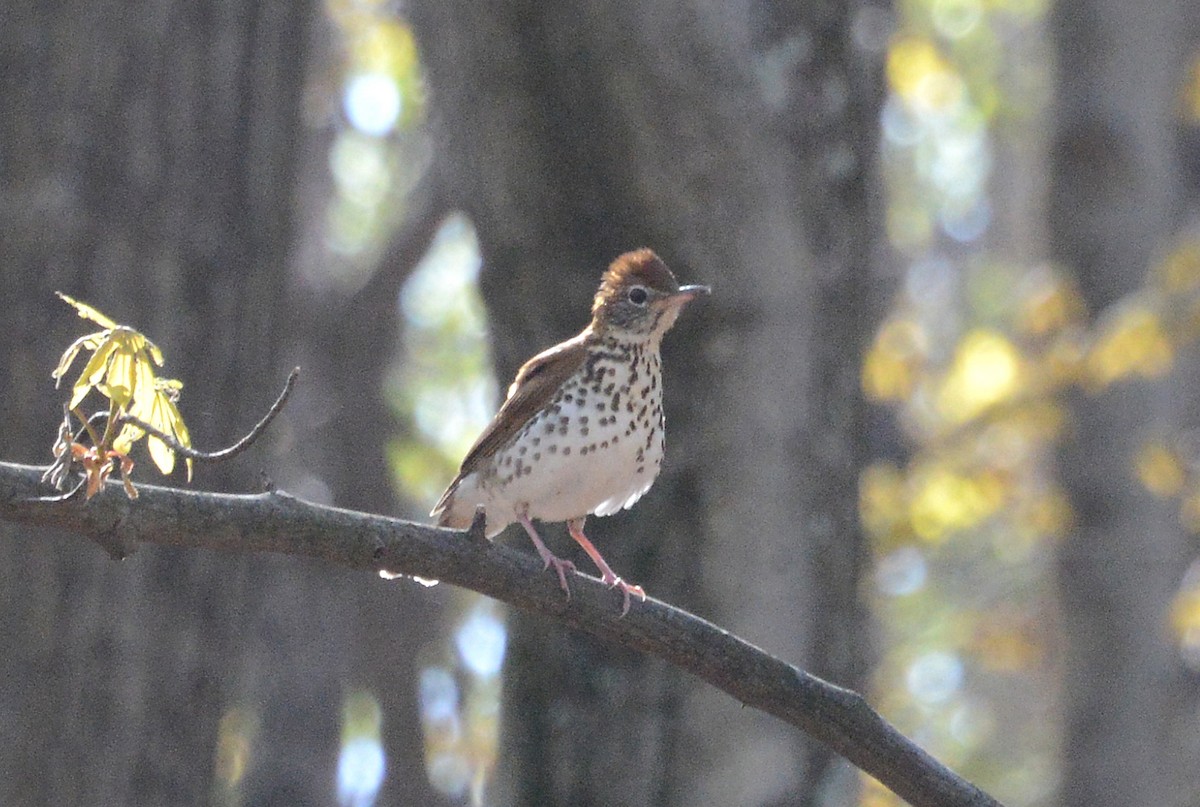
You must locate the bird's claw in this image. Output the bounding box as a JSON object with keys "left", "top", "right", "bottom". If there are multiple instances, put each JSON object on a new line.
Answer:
{"left": 601, "top": 573, "right": 646, "bottom": 617}
{"left": 543, "top": 555, "right": 577, "bottom": 597}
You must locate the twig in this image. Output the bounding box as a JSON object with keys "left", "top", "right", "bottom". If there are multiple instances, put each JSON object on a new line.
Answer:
{"left": 119, "top": 367, "right": 299, "bottom": 462}
{"left": 38, "top": 408, "right": 111, "bottom": 497}
{"left": 28, "top": 476, "right": 88, "bottom": 503}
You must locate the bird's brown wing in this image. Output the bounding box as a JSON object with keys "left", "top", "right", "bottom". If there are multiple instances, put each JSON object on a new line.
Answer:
{"left": 430, "top": 330, "right": 590, "bottom": 519}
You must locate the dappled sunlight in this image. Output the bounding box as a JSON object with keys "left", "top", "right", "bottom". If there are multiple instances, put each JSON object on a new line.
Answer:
{"left": 867, "top": 0, "right": 1066, "bottom": 802}
{"left": 389, "top": 215, "right": 496, "bottom": 505}
{"left": 417, "top": 599, "right": 507, "bottom": 805}
{"left": 337, "top": 692, "right": 386, "bottom": 807}
{"left": 935, "top": 330, "right": 1021, "bottom": 424}
{"left": 320, "top": 6, "right": 505, "bottom": 803}
{"left": 909, "top": 465, "right": 1006, "bottom": 542}
{"left": 1085, "top": 303, "right": 1173, "bottom": 387}
{"left": 907, "top": 650, "right": 964, "bottom": 705}
{"left": 1171, "top": 561, "right": 1200, "bottom": 669}
{"left": 863, "top": 318, "right": 928, "bottom": 402}
{"left": 1135, "top": 440, "right": 1187, "bottom": 498}
{"left": 212, "top": 706, "right": 258, "bottom": 806}
{"left": 345, "top": 73, "right": 402, "bottom": 136}
{"left": 419, "top": 667, "right": 470, "bottom": 797}
{"left": 869, "top": 22, "right": 1200, "bottom": 795}
{"left": 303, "top": 0, "right": 427, "bottom": 288}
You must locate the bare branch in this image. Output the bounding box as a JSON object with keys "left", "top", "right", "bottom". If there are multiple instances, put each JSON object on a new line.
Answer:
{"left": 117, "top": 367, "right": 300, "bottom": 463}
{"left": 0, "top": 461, "right": 1005, "bottom": 807}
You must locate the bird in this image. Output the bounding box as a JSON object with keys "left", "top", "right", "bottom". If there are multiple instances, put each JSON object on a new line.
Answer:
{"left": 430, "top": 249, "right": 709, "bottom": 614}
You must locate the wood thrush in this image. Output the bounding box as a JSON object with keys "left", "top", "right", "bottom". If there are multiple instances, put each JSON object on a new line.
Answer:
{"left": 431, "top": 249, "right": 709, "bottom": 614}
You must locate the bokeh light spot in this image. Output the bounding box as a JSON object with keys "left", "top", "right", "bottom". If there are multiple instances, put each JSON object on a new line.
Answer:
{"left": 907, "top": 651, "right": 964, "bottom": 704}
{"left": 455, "top": 603, "right": 508, "bottom": 678}
{"left": 345, "top": 73, "right": 401, "bottom": 136}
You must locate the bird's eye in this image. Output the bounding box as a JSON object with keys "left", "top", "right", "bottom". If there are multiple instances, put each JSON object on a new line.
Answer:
{"left": 627, "top": 286, "right": 649, "bottom": 306}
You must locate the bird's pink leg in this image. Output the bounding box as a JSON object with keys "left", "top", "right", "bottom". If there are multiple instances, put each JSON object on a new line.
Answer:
{"left": 567, "top": 517, "right": 646, "bottom": 616}
{"left": 518, "top": 512, "right": 576, "bottom": 596}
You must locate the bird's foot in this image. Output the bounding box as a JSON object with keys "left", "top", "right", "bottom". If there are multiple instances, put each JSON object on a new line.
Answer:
{"left": 567, "top": 516, "right": 646, "bottom": 616}
{"left": 519, "top": 513, "right": 576, "bottom": 598}
{"left": 600, "top": 573, "right": 646, "bottom": 617}
{"left": 541, "top": 551, "right": 577, "bottom": 597}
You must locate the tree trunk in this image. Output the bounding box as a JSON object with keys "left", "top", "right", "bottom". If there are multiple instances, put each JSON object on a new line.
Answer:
{"left": 407, "top": 1, "right": 888, "bottom": 804}
{"left": 0, "top": 2, "right": 365, "bottom": 804}
{"left": 1048, "top": 0, "right": 1199, "bottom": 804}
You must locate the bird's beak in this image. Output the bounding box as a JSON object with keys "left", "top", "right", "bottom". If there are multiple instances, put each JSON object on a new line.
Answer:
{"left": 672, "top": 284, "right": 712, "bottom": 303}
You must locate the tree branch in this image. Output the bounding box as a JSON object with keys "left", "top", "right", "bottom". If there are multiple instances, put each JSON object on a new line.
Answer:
{"left": 118, "top": 367, "right": 300, "bottom": 463}
{"left": 0, "top": 461, "right": 1004, "bottom": 807}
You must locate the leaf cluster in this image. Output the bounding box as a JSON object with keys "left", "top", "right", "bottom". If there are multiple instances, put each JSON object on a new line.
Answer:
{"left": 48, "top": 293, "right": 193, "bottom": 498}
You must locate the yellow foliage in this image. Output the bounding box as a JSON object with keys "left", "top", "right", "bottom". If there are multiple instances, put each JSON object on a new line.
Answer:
{"left": 53, "top": 293, "right": 193, "bottom": 483}
{"left": 861, "top": 462, "right": 912, "bottom": 545}
{"left": 886, "top": 205, "right": 935, "bottom": 252}
{"left": 1170, "top": 586, "right": 1200, "bottom": 639}
{"left": 355, "top": 20, "right": 420, "bottom": 78}
{"left": 937, "top": 330, "right": 1022, "bottom": 423}
{"left": 1180, "top": 491, "right": 1200, "bottom": 534}
{"left": 860, "top": 774, "right": 905, "bottom": 807}
{"left": 863, "top": 319, "right": 927, "bottom": 402}
{"left": 1085, "top": 304, "right": 1173, "bottom": 386}
{"left": 1156, "top": 240, "right": 1200, "bottom": 293}
{"left": 910, "top": 465, "right": 1005, "bottom": 542}
{"left": 1135, "top": 441, "right": 1186, "bottom": 498}
{"left": 973, "top": 621, "right": 1041, "bottom": 672}
{"left": 887, "top": 37, "right": 964, "bottom": 113}
{"left": 1182, "top": 55, "right": 1200, "bottom": 123}
{"left": 214, "top": 706, "right": 258, "bottom": 789}
{"left": 1015, "top": 489, "right": 1074, "bottom": 541}
{"left": 1040, "top": 332, "right": 1087, "bottom": 386}
{"left": 1016, "top": 273, "right": 1085, "bottom": 336}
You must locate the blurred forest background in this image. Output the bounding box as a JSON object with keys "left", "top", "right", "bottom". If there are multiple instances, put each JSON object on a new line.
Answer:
{"left": 3, "top": 0, "right": 1200, "bottom": 805}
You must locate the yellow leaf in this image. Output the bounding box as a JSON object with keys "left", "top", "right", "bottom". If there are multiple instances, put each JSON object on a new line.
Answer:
{"left": 53, "top": 333, "right": 99, "bottom": 384}
{"left": 56, "top": 292, "right": 118, "bottom": 329}
{"left": 1017, "top": 273, "right": 1086, "bottom": 336}
{"left": 70, "top": 338, "right": 118, "bottom": 409}
{"left": 1135, "top": 441, "right": 1186, "bottom": 497}
{"left": 101, "top": 348, "right": 137, "bottom": 408}
{"left": 163, "top": 393, "right": 194, "bottom": 481}
{"left": 937, "top": 330, "right": 1022, "bottom": 424}
{"left": 135, "top": 384, "right": 193, "bottom": 478}
{"left": 1086, "top": 304, "right": 1173, "bottom": 386}
{"left": 860, "top": 462, "right": 910, "bottom": 546}
{"left": 1180, "top": 491, "right": 1200, "bottom": 533}
{"left": 863, "top": 319, "right": 927, "bottom": 402}
{"left": 1156, "top": 240, "right": 1200, "bottom": 294}
{"left": 887, "top": 37, "right": 957, "bottom": 108}
{"left": 146, "top": 393, "right": 178, "bottom": 475}
{"left": 144, "top": 336, "right": 164, "bottom": 366}
{"left": 112, "top": 422, "right": 144, "bottom": 454}
{"left": 1170, "top": 587, "right": 1200, "bottom": 639}
{"left": 147, "top": 435, "right": 175, "bottom": 476}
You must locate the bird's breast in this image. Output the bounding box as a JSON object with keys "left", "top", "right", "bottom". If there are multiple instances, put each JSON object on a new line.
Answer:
{"left": 482, "top": 347, "right": 666, "bottom": 523}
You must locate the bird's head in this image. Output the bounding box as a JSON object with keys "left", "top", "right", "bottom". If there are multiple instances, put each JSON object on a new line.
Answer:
{"left": 590, "top": 249, "right": 710, "bottom": 339}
